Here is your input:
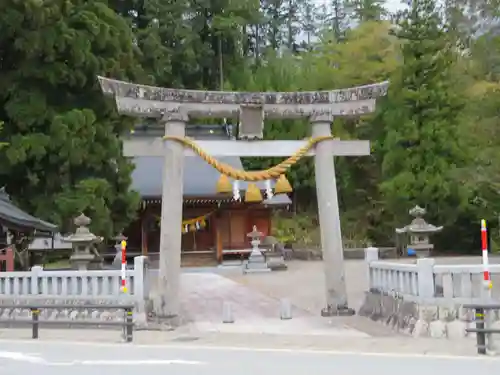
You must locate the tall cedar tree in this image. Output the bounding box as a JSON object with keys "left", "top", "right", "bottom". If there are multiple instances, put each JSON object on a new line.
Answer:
{"left": 379, "top": 0, "right": 469, "bottom": 225}
{"left": 0, "top": 0, "right": 142, "bottom": 236}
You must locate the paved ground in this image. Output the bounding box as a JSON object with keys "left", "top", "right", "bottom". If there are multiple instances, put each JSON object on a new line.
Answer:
{"left": 1, "top": 339, "right": 499, "bottom": 375}
{"left": 149, "top": 261, "right": 395, "bottom": 337}
{"left": 223, "top": 257, "right": 500, "bottom": 312}
{"left": 150, "top": 258, "right": 500, "bottom": 336}
{"left": 220, "top": 260, "right": 370, "bottom": 313}
{"left": 4, "top": 256, "right": 497, "bottom": 367}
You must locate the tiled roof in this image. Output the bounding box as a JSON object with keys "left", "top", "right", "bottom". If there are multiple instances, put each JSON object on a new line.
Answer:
{"left": 0, "top": 189, "right": 57, "bottom": 232}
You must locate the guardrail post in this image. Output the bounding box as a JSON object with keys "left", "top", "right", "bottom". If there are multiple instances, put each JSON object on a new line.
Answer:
{"left": 31, "top": 307, "right": 39, "bottom": 339}
{"left": 475, "top": 308, "right": 487, "bottom": 354}
{"left": 125, "top": 307, "right": 133, "bottom": 342}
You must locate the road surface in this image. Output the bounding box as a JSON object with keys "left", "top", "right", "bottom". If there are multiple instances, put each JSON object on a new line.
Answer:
{"left": 1, "top": 340, "right": 499, "bottom": 375}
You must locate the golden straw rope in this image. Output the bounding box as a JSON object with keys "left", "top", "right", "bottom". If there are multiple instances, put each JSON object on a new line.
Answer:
{"left": 162, "top": 136, "right": 334, "bottom": 181}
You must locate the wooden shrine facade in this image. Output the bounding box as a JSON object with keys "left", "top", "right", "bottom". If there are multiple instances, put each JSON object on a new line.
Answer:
{"left": 124, "top": 196, "right": 284, "bottom": 263}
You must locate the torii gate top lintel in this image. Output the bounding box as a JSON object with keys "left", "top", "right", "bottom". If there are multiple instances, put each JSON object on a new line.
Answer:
{"left": 97, "top": 76, "right": 388, "bottom": 120}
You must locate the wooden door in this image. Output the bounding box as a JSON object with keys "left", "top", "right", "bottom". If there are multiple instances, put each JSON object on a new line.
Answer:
{"left": 230, "top": 211, "right": 247, "bottom": 248}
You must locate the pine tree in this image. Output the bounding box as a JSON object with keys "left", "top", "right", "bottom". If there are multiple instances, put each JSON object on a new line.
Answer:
{"left": 330, "top": 0, "right": 349, "bottom": 41}
{"left": 347, "top": 0, "right": 387, "bottom": 22}
{"left": 379, "top": 0, "right": 469, "bottom": 225}
{"left": 298, "top": 0, "right": 319, "bottom": 48}
{"left": 261, "top": 0, "right": 287, "bottom": 50}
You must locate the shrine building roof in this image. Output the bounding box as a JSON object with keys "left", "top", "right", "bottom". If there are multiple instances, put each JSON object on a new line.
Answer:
{"left": 130, "top": 155, "right": 291, "bottom": 205}
{"left": 129, "top": 124, "right": 292, "bottom": 205}
{"left": 0, "top": 189, "right": 57, "bottom": 233}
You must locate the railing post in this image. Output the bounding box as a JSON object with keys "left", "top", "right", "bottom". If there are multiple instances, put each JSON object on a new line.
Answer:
{"left": 30, "top": 266, "right": 43, "bottom": 295}
{"left": 31, "top": 307, "right": 39, "bottom": 339}
{"left": 364, "top": 246, "right": 379, "bottom": 263}
{"left": 364, "top": 247, "right": 379, "bottom": 290}
{"left": 416, "top": 258, "right": 435, "bottom": 300}
{"left": 133, "top": 256, "right": 149, "bottom": 325}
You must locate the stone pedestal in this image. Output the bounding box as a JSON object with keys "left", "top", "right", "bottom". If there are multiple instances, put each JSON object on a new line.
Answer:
{"left": 70, "top": 254, "right": 95, "bottom": 271}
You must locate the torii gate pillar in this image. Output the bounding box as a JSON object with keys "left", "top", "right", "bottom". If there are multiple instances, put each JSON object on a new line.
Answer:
{"left": 312, "top": 114, "right": 351, "bottom": 315}
{"left": 157, "top": 112, "right": 187, "bottom": 319}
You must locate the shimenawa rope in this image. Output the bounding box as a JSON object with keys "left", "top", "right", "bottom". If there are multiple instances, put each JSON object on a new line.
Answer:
{"left": 162, "top": 135, "right": 334, "bottom": 181}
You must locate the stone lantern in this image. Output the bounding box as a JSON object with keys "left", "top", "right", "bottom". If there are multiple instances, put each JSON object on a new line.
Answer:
{"left": 243, "top": 225, "right": 270, "bottom": 273}
{"left": 112, "top": 232, "right": 127, "bottom": 269}
{"left": 64, "top": 214, "right": 102, "bottom": 270}
{"left": 396, "top": 206, "right": 443, "bottom": 257}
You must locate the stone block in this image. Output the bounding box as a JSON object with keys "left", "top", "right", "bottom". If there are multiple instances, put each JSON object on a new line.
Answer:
{"left": 412, "top": 320, "right": 429, "bottom": 337}
{"left": 458, "top": 306, "right": 474, "bottom": 321}
{"left": 446, "top": 320, "right": 466, "bottom": 339}
{"left": 464, "top": 320, "right": 475, "bottom": 338}
{"left": 397, "top": 300, "right": 418, "bottom": 333}
{"left": 418, "top": 305, "right": 438, "bottom": 322}
{"left": 429, "top": 320, "right": 446, "bottom": 338}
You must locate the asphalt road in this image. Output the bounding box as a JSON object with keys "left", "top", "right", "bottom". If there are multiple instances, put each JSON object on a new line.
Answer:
{"left": 1, "top": 340, "right": 499, "bottom": 375}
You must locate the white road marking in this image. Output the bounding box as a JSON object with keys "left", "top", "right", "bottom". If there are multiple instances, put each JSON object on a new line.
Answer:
{"left": 0, "top": 350, "right": 205, "bottom": 366}
{"left": 1, "top": 339, "right": 498, "bottom": 362}
{"left": 76, "top": 359, "right": 205, "bottom": 366}
{"left": 0, "top": 351, "right": 47, "bottom": 364}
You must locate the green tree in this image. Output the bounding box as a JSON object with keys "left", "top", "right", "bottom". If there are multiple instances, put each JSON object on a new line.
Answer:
{"left": 298, "top": 0, "right": 319, "bottom": 47}
{"left": 347, "top": 0, "right": 387, "bottom": 22}
{"left": 379, "top": 0, "right": 470, "bottom": 227}
{"left": 0, "top": 0, "right": 142, "bottom": 236}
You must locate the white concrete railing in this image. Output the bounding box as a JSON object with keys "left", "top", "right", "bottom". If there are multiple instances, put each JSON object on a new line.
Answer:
{"left": 365, "top": 247, "right": 500, "bottom": 305}
{"left": 0, "top": 256, "right": 149, "bottom": 304}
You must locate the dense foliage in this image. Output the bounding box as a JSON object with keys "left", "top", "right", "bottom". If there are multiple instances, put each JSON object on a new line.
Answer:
{"left": 1, "top": 0, "right": 500, "bottom": 252}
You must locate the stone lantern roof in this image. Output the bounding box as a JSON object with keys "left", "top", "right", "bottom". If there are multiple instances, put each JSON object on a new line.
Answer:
{"left": 395, "top": 206, "right": 443, "bottom": 235}
{"left": 62, "top": 214, "right": 102, "bottom": 244}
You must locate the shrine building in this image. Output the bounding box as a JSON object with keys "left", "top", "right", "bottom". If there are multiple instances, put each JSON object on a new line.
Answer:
{"left": 122, "top": 124, "right": 291, "bottom": 266}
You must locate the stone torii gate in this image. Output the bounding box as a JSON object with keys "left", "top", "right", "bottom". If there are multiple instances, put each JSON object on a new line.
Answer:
{"left": 98, "top": 77, "right": 388, "bottom": 319}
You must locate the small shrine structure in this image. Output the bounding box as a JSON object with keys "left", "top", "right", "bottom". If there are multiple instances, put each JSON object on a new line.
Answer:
{"left": 0, "top": 188, "right": 57, "bottom": 270}
{"left": 396, "top": 205, "right": 443, "bottom": 257}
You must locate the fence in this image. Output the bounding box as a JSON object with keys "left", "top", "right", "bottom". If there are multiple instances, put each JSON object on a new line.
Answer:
{"left": 365, "top": 247, "right": 500, "bottom": 305}
{"left": 0, "top": 256, "right": 150, "bottom": 319}
{"left": 0, "top": 303, "right": 135, "bottom": 342}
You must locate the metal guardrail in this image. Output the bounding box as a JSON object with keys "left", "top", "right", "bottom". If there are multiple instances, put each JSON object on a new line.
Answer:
{"left": 0, "top": 304, "right": 134, "bottom": 342}
{"left": 463, "top": 303, "right": 500, "bottom": 355}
